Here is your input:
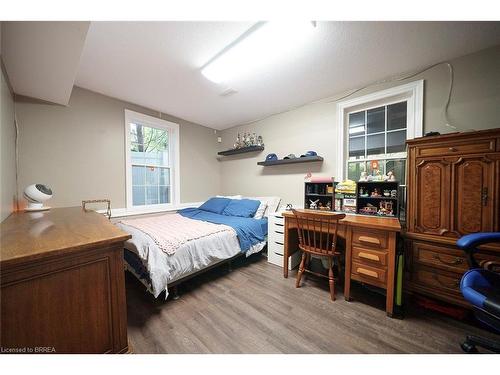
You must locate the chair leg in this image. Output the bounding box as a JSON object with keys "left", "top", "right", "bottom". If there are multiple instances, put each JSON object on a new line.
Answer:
{"left": 296, "top": 253, "right": 306, "bottom": 288}
{"left": 461, "top": 335, "right": 500, "bottom": 354}
{"left": 328, "top": 258, "right": 335, "bottom": 301}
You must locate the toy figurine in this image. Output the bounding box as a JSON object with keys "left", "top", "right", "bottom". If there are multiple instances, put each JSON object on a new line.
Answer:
{"left": 359, "top": 187, "right": 368, "bottom": 197}
{"left": 378, "top": 201, "right": 394, "bottom": 216}
{"left": 326, "top": 201, "right": 332, "bottom": 210}
{"left": 383, "top": 189, "right": 390, "bottom": 197}
{"left": 390, "top": 190, "right": 397, "bottom": 198}
{"left": 386, "top": 171, "right": 396, "bottom": 181}
{"left": 371, "top": 188, "right": 381, "bottom": 197}
{"left": 309, "top": 199, "right": 319, "bottom": 210}
{"left": 359, "top": 172, "right": 368, "bottom": 182}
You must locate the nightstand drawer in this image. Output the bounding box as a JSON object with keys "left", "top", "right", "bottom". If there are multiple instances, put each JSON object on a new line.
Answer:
{"left": 352, "top": 228, "right": 389, "bottom": 250}
{"left": 352, "top": 246, "right": 388, "bottom": 267}
{"left": 351, "top": 261, "right": 387, "bottom": 286}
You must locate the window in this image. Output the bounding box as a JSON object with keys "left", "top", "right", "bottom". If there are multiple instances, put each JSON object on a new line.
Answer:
{"left": 347, "top": 101, "right": 408, "bottom": 184}
{"left": 337, "top": 81, "right": 424, "bottom": 220}
{"left": 125, "top": 110, "right": 180, "bottom": 210}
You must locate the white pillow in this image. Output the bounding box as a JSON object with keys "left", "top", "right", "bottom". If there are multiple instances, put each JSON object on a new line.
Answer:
{"left": 243, "top": 196, "right": 281, "bottom": 219}
{"left": 216, "top": 195, "right": 242, "bottom": 199}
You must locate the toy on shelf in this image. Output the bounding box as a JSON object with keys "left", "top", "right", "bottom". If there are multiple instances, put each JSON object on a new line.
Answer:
{"left": 336, "top": 179, "right": 357, "bottom": 194}
{"left": 359, "top": 203, "right": 377, "bottom": 215}
{"left": 378, "top": 201, "right": 394, "bottom": 216}
{"left": 385, "top": 171, "right": 396, "bottom": 181}
{"left": 309, "top": 199, "right": 319, "bottom": 210}
{"left": 371, "top": 188, "right": 382, "bottom": 197}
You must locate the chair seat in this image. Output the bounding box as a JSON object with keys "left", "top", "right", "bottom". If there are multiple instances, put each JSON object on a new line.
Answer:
{"left": 461, "top": 269, "right": 500, "bottom": 324}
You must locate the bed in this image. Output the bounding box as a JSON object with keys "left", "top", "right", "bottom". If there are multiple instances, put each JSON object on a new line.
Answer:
{"left": 116, "top": 196, "right": 280, "bottom": 298}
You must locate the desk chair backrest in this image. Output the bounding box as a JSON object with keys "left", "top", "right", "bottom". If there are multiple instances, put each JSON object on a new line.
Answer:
{"left": 292, "top": 209, "right": 346, "bottom": 257}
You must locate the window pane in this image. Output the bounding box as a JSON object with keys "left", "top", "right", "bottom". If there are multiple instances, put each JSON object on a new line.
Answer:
{"left": 367, "top": 133, "right": 385, "bottom": 157}
{"left": 387, "top": 102, "right": 407, "bottom": 131}
{"left": 348, "top": 111, "right": 365, "bottom": 136}
{"left": 367, "top": 106, "right": 385, "bottom": 134}
{"left": 387, "top": 130, "right": 406, "bottom": 153}
{"left": 349, "top": 136, "right": 365, "bottom": 159}
{"left": 145, "top": 166, "right": 159, "bottom": 186}
{"left": 132, "top": 186, "right": 145, "bottom": 206}
{"left": 348, "top": 161, "right": 366, "bottom": 182}
{"left": 386, "top": 159, "right": 406, "bottom": 185}
{"left": 146, "top": 186, "right": 159, "bottom": 205}
{"left": 130, "top": 123, "right": 169, "bottom": 166}
{"left": 159, "top": 168, "right": 170, "bottom": 186}
{"left": 132, "top": 165, "right": 145, "bottom": 185}
{"left": 159, "top": 186, "right": 170, "bottom": 204}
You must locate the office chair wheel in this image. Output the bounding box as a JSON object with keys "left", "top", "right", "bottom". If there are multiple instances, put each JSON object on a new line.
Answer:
{"left": 461, "top": 340, "right": 479, "bottom": 353}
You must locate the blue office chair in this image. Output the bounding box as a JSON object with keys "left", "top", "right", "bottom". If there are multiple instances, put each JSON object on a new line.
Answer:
{"left": 457, "top": 232, "right": 500, "bottom": 353}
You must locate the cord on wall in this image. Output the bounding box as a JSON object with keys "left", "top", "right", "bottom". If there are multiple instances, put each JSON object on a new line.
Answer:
{"left": 13, "top": 107, "right": 20, "bottom": 211}
{"left": 235, "top": 61, "right": 459, "bottom": 132}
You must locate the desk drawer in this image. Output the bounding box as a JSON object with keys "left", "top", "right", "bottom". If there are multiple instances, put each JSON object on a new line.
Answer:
{"left": 352, "top": 228, "right": 389, "bottom": 250}
{"left": 351, "top": 261, "right": 387, "bottom": 286}
{"left": 269, "top": 228, "right": 285, "bottom": 243}
{"left": 352, "top": 246, "right": 388, "bottom": 267}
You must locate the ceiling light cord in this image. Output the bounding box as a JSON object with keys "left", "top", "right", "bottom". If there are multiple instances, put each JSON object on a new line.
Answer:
{"left": 236, "top": 61, "right": 456, "bottom": 131}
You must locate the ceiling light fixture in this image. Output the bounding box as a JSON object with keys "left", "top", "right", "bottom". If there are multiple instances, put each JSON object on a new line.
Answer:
{"left": 201, "top": 21, "right": 316, "bottom": 84}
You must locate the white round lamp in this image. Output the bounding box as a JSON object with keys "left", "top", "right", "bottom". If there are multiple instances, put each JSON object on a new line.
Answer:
{"left": 24, "top": 184, "right": 53, "bottom": 211}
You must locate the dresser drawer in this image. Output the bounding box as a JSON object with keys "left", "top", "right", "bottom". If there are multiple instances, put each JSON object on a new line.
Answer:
{"left": 413, "top": 265, "right": 461, "bottom": 295}
{"left": 351, "top": 261, "right": 387, "bottom": 287}
{"left": 268, "top": 248, "right": 300, "bottom": 270}
{"left": 268, "top": 239, "right": 284, "bottom": 255}
{"left": 415, "top": 138, "right": 496, "bottom": 157}
{"left": 413, "top": 241, "right": 467, "bottom": 273}
{"left": 269, "top": 228, "right": 285, "bottom": 243}
{"left": 352, "top": 246, "right": 388, "bottom": 267}
{"left": 352, "top": 228, "right": 389, "bottom": 250}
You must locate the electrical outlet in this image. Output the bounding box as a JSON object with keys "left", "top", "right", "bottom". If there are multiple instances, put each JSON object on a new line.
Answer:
{"left": 217, "top": 137, "right": 222, "bottom": 143}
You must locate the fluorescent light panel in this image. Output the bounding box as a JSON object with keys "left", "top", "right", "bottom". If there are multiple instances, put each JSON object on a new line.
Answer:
{"left": 201, "top": 21, "right": 315, "bottom": 84}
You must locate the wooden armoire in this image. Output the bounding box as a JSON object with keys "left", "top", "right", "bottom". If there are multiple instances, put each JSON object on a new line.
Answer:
{"left": 405, "top": 128, "right": 500, "bottom": 307}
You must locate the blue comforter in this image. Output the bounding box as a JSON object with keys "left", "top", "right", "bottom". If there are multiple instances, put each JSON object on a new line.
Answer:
{"left": 178, "top": 208, "right": 268, "bottom": 252}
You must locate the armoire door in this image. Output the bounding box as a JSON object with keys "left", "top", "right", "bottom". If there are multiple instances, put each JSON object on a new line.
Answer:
{"left": 413, "top": 158, "right": 452, "bottom": 236}
{"left": 451, "top": 156, "right": 496, "bottom": 236}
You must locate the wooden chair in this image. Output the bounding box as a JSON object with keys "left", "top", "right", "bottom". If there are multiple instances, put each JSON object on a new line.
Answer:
{"left": 292, "top": 209, "right": 346, "bottom": 301}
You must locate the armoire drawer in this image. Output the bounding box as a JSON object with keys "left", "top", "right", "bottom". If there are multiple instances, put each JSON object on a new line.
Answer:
{"left": 412, "top": 265, "right": 462, "bottom": 295}
{"left": 415, "top": 138, "right": 496, "bottom": 157}
{"left": 413, "top": 241, "right": 467, "bottom": 273}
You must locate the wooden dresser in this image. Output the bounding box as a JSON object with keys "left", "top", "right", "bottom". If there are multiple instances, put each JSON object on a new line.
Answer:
{"left": 405, "top": 128, "right": 500, "bottom": 307}
{"left": 0, "top": 207, "right": 131, "bottom": 353}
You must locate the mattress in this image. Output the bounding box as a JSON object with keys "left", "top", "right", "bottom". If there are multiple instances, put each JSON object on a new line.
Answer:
{"left": 117, "top": 221, "right": 265, "bottom": 298}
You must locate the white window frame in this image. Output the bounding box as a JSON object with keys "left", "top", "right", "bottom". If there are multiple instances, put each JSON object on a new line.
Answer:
{"left": 124, "top": 109, "right": 180, "bottom": 212}
{"left": 336, "top": 80, "right": 424, "bottom": 180}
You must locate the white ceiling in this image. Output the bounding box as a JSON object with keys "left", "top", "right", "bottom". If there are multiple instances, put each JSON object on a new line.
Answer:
{"left": 3, "top": 22, "right": 500, "bottom": 130}
{"left": 2, "top": 22, "right": 89, "bottom": 105}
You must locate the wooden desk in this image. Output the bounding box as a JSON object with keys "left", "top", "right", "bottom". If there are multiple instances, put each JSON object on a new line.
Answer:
{"left": 1, "top": 207, "right": 131, "bottom": 353}
{"left": 282, "top": 210, "right": 401, "bottom": 316}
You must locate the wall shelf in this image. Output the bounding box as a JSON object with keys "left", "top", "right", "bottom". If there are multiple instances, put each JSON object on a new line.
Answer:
{"left": 218, "top": 146, "right": 264, "bottom": 156}
{"left": 257, "top": 155, "right": 324, "bottom": 166}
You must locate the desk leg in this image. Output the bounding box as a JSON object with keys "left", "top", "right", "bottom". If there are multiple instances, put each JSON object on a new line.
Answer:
{"left": 386, "top": 232, "right": 396, "bottom": 317}
{"left": 283, "top": 219, "right": 289, "bottom": 278}
{"left": 344, "top": 227, "right": 352, "bottom": 302}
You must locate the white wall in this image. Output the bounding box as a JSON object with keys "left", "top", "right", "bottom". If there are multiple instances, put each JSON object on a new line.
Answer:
{"left": 0, "top": 62, "right": 17, "bottom": 221}
{"left": 219, "top": 45, "right": 500, "bottom": 206}
{"left": 15, "top": 86, "right": 221, "bottom": 209}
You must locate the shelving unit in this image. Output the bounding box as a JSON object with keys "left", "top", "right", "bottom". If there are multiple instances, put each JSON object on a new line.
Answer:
{"left": 257, "top": 155, "right": 323, "bottom": 166}
{"left": 304, "top": 181, "right": 334, "bottom": 210}
{"left": 356, "top": 181, "right": 399, "bottom": 217}
{"left": 218, "top": 145, "right": 264, "bottom": 156}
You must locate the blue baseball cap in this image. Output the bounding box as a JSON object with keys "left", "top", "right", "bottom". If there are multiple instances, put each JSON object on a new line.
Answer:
{"left": 265, "top": 153, "right": 278, "bottom": 161}
{"left": 301, "top": 151, "right": 318, "bottom": 157}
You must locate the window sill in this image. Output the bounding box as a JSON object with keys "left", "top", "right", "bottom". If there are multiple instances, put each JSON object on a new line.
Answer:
{"left": 98, "top": 202, "right": 203, "bottom": 218}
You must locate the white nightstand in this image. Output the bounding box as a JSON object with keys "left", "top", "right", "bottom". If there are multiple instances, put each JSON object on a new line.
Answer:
{"left": 267, "top": 211, "right": 301, "bottom": 270}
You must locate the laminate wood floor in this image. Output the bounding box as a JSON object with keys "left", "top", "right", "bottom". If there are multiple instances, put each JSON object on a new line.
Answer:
{"left": 126, "top": 253, "right": 497, "bottom": 353}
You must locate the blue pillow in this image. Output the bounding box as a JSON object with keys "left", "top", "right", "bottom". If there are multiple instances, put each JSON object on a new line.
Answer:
{"left": 198, "top": 197, "right": 231, "bottom": 214}
{"left": 222, "top": 199, "right": 261, "bottom": 218}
